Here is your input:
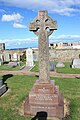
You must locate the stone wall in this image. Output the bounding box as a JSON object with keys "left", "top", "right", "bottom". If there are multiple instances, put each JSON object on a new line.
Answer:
{"left": 49, "top": 49, "right": 80, "bottom": 61}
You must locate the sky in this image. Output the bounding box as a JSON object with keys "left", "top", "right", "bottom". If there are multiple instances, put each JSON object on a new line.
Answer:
{"left": 0, "top": 0, "right": 80, "bottom": 49}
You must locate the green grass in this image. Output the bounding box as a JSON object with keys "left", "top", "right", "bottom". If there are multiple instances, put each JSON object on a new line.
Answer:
{"left": 0, "top": 75, "right": 80, "bottom": 120}
{"left": 0, "top": 75, "right": 36, "bottom": 120}
{"left": 31, "top": 61, "right": 39, "bottom": 72}
{"left": 56, "top": 62, "right": 80, "bottom": 74}
{"left": 31, "top": 61, "right": 80, "bottom": 74}
{"left": 0, "top": 62, "right": 25, "bottom": 71}
{"left": 55, "top": 77, "right": 80, "bottom": 120}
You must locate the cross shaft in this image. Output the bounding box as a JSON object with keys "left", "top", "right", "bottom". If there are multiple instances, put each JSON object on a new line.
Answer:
{"left": 29, "top": 10, "right": 57, "bottom": 83}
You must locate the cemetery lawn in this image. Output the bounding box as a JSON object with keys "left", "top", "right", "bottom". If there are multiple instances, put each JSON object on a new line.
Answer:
{"left": 31, "top": 61, "right": 80, "bottom": 74}
{"left": 0, "top": 75, "right": 80, "bottom": 120}
{"left": 0, "top": 62, "right": 25, "bottom": 71}
{"left": 56, "top": 62, "right": 80, "bottom": 74}
{"left": 31, "top": 61, "right": 39, "bottom": 72}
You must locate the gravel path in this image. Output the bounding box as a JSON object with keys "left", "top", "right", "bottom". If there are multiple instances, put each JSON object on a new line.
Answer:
{"left": 0, "top": 70, "right": 80, "bottom": 78}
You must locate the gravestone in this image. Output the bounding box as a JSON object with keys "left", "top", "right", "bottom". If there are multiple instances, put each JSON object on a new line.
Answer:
{"left": 0, "top": 54, "right": 3, "bottom": 65}
{"left": 24, "top": 10, "right": 64, "bottom": 119}
{"left": 56, "top": 62, "right": 65, "bottom": 68}
{"left": 0, "top": 80, "right": 7, "bottom": 96}
{"left": 26, "top": 48, "right": 34, "bottom": 66}
{"left": 0, "top": 61, "right": 2, "bottom": 66}
{"left": 13, "top": 53, "right": 18, "bottom": 61}
{"left": 49, "top": 61, "right": 54, "bottom": 71}
{"left": 0, "top": 54, "right": 3, "bottom": 61}
{"left": 5, "top": 52, "right": 10, "bottom": 61}
{"left": 7, "top": 62, "right": 17, "bottom": 68}
{"left": 71, "top": 58, "right": 80, "bottom": 68}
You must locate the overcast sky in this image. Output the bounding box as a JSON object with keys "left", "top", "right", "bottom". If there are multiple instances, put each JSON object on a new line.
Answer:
{"left": 0, "top": 0, "right": 80, "bottom": 49}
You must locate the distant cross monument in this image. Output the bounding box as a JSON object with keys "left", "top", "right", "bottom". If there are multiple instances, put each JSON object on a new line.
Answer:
{"left": 29, "top": 10, "right": 57, "bottom": 83}
{"left": 24, "top": 10, "right": 64, "bottom": 119}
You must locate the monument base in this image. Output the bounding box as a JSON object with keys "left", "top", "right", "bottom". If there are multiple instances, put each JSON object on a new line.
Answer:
{"left": 24, "top": 80, "right": 64, "bottom": 119}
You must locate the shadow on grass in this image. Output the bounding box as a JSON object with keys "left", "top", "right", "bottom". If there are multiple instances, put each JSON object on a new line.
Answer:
{"left": 2, "top": 74, "right": 13, "bottom": 83}
{"left": 31, "top": 111, "right": 47, "bottom": 120}
{"left": 2, "top": 74, "right": 13, "bottom": 91}
{"left": 0, "top": 74, "right": 13, "bottom": 96}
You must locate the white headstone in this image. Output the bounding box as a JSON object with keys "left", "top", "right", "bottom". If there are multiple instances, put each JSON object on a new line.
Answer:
{"left": 0, "top": 54, "right": 3, "bottom": 61}
{"left": 13, "top": 53, "right": 18, "bottom": 61}
{"left": 5, "top": 53, "right": 10, "bottom": 61}
{"left": 0, "top": 54, "right": 3, "bottom": 66}
{"left": 26, "top": 48, "right": 34, "bottom": 66}
{"left": 72, "top": 58, "right": 80, "bottom": 68}
{"left": 0, "top": 61, "right": 2, "bottom": 66}
{"left": 56, "top": 62, "right": 65, "bottom": 68}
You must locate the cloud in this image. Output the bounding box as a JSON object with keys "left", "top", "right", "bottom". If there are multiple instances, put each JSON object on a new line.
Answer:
{"left": 0, "top": 0, "right": 80, "bottom": 16}
{"left": 49, "top": 34, "right": 80, "bottom": 43}
{"left": 1, "top": 13, "right": 23, "bottom": 22}
{"left": 13, "top": 22, "right": 27, "bottom": 28}
{"left": 1, "top": 13, "right": 26, "bottom": 29}
{"left": 0, "top": 37, "right": 38, "bottom": 49}
{"left": 0, "top": 34, "right": 80, "bottom": 49}
{"left": 0, "top": 9, "right": 6, "bottom": 13}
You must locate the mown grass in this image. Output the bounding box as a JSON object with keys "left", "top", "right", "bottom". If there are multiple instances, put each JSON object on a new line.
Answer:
{"left": 56, "top": 62, "right": 80, "bottom": 74}
{"left": 55, "top": 77, "right": 80, "bottom": 120}
{"left": 31, "top": 61, "right": 80, "bottom": 74}
{"left": 31, "top": 61, "right": 39, "bottom": 72}
{"left": 0, "top": 75, "right": 36, "bottom": 120}
{"left": 0, "top": 62, "right": 25, "bottom": 71}
{"left": 0, "top": 75, "right": 80, "bottom": 120}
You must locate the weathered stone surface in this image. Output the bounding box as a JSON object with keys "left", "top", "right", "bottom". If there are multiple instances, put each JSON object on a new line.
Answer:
{"left": 0, "top": 84, "right": 7, "bottom": 96}
{"left": 24, "top": 10, "right": 64, "bottom": 119}
{"left": 49, "top": 61, "right": 54, "bottom": 71}
{"left": 24, "top": 80, "right": 64, "bottom": 118}
{"left": 29, "top": 10, "right": 57, "bottom": 83}
{"left": 71, "top": 58, "right": 80, "bottom": 68}
{"left": 49, "top": 49, "right": 80, "bottom": 61}
{"left": 26, "top": 48, "right": 34, "bottom": 67}
{"left": 13, "top": 53, "right": 18, "bottom": 61}
{"left": 0, "top": 80, "right": 3, "bottom": 87}
{"left": 7, "top": 62, "right": 17, "bottom": 68}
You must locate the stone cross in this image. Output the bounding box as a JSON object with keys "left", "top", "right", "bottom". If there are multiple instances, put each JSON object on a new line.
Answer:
{"left": 29, "top": 10, "right": 57, "bottom": 83}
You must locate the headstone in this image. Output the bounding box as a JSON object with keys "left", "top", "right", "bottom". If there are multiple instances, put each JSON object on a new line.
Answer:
{"left": 5, "top": 53, "right": 10, "bottom": 61}
{"left": 49, "top": 61, "right": 54, "bottom": 71}
{"left": 7, "top": 62, "right": 17, "bottom": 68}
{"left": 26, "top": 48, "right": 34, "bottom": 66}
{"left": 0, "top": 80, "right": 7, "bottom": 96}
{"left": 0, "top": 61, "right": 2, "bottom": 66}
{"left": 13, "top": 53, "right": 18, "bottom": 61}
{"left": 0, "top": 54, "right": 3, "bottom": 65}
{"left": 24, "top": 10, "right": 64, "bottom": 119}
{"left": 56, "top": 62, "right": 65, "bottom": 68}
{"left": 71, "top": 58, "right": 80, "bottom": 68}
{"left": 0, "top": 54, "right": 3, "bottom": 61}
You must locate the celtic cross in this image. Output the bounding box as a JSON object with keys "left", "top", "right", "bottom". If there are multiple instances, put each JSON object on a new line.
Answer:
{"left": 29, "top": 10, "right": 57, "bottom": 83}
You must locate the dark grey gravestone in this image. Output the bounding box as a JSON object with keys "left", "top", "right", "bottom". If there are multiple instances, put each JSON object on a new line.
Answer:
{"left": 56, "top": 62, "right": 65, "bottom": 68}
{"left": 49, "top": 61, "right": 54, "bottom": 71}
{"left": 0, "top": 80, "right": 3, "bottom": 87}
{"left": 0, "top": 80, "right": 7, "bottom": 96}
{"left": 71, "top": 58, "right": 80, "bottom": 68}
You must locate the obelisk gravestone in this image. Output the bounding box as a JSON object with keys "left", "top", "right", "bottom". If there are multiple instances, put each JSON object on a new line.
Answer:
{"left": 24, "top": 10, "right": 64, "bottom": 119}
